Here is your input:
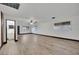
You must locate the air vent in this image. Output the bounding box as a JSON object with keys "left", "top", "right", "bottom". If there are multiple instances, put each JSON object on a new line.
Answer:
{"left": 1, "top": 3, "right": 20, "bottom": 9}
{"left": 54, "top": 21, "right": 70, "bottom": 26}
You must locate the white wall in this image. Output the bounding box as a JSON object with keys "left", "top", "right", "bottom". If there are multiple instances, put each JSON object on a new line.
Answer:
{"left": 18, "top": 20, "right": 32, "bottom": 34}
{"left": 32, "top": 16, "right": 79, "bottom": 40}
{"left": 3, "top": 15, "right": 32, "bottom": 40}
{"left": 20, "top": 26, "right": 31, "bottom": 34}
{"left": 3, "top": 15, "right": 22, "bottom": 40}
{"left": 0, "top": 3, "right": 79, "bottom": 41}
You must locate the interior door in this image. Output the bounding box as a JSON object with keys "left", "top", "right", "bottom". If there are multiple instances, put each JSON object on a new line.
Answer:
{"left": 6, "top": 20, "right": 16, "bottom": 41}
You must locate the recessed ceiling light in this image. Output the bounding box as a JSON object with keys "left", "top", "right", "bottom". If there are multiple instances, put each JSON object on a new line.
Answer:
{"left": 52, "top": 17, "right": 55, "bottom": 19}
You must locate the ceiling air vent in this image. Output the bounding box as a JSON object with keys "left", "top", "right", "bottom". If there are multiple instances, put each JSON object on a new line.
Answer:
{"left": 1, "top": 3, "right": 20, "bottom": 9}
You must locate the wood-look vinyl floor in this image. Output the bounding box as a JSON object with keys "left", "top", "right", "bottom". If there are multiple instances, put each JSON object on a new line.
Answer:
{"left": 0, "top": 34, "right": 79, "bottom": 55}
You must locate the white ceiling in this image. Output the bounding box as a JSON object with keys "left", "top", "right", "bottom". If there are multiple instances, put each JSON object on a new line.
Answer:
{"left": 0, "top": 3, "right": 79, "bottom": 21}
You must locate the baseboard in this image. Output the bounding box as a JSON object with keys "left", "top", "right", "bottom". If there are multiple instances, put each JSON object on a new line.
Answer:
{"left": 32, "top": 33, "right": 79, "bottom": 42}
{"left": 0, "top": 44, "right": 3, "bottom": 50}
{"left": 18, "top": 32, "right": 79, "bottom": 42}
{"left": 0, "top": 42, "right": 7, "bottom": 49}
{"left": 15, "top": 40, "right": 18, "bottom": 42}
{"left": 18, "top": 33, "right": 32, "bottom": 35}
{"left": 3, "top": 42, "right": 7, "bottom": 44}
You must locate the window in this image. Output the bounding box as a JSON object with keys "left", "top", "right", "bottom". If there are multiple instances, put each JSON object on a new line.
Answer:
{"left": 1, "top": 3, "right": 20, "bottom": 9}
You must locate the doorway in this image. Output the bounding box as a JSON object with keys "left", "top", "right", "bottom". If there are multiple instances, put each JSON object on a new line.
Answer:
{"left": 0, "top": 11, "right": 4, "bottom": 48}
{"left": 6, "top": 20, "right": 16, "bottom": 41}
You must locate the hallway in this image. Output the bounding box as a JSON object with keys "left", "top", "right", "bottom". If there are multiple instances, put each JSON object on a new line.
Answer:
{"left": 0, "top": 34, "right": 79, "bottom": 55}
